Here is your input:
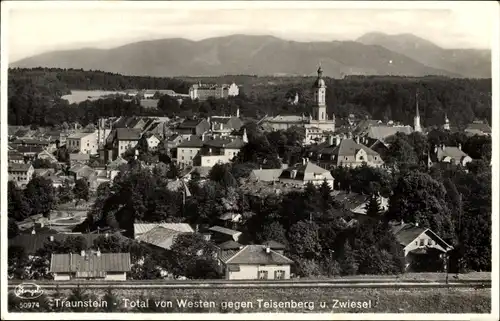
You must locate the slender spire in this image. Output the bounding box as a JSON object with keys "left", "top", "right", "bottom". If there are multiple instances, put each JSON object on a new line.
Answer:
{"left": 415, "top": 90, "right": 420, "bottom": 118}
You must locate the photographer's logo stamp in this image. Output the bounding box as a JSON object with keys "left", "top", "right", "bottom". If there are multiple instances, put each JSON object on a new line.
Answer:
{"left": 14, "top": 283, "right": 44, "bottom": 300}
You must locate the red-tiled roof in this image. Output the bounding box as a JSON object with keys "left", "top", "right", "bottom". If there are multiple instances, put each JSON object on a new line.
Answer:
{"left": 50, "top": 252, "right": 131, "bottom": 273}
{"left": 116, "top": 128, "right": 141, "bottom": 141}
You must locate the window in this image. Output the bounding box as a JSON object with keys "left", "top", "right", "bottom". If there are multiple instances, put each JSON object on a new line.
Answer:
{"left": 190, "top": 156, "right": 193, "bottom": 160}
{"left": 182, "top": 156, "right": 184, "bottom": 160}
{"left": 345, "top": 157, "right": 348, "bottom": 160}
{"left": 274, "top": 270, "right": 285, "bottom": 280}
{"left": 427, "top": 239, "right": 433, "bottom": 246}
{"left": 419, "top": 239, "right": 425, "bottom": 246}
{"left": 258, "top": 270, "right": 268, "bottom": 280}
{"left": 87, "top": 143, "right": 89, "bottom": 147}
{"left": 415, "top": 241, "right": 418, "bottom": 245}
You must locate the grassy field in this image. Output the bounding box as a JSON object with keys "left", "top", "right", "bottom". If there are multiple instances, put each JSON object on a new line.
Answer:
{"left": 301, "top": 272, "right": 491, "bottom": 281}
{"left": 10, "top": 287, "right": 490, "bottom": 313}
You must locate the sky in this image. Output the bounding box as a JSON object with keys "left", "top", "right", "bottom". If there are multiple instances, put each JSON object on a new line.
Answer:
{"left": 5, "top": 1, "right": 496, "bottom": 62}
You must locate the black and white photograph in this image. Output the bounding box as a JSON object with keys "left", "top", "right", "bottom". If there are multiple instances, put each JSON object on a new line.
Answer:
{"left": 1, "top": 1, "right": 498, "bottom": 320}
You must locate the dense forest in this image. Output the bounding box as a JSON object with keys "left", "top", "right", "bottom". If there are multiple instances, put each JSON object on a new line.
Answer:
{"left": 8, "top": 68, "right": 491, "bottom": 128}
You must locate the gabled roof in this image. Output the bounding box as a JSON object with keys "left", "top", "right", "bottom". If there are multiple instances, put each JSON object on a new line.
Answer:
{"left": 177, "top": 136, "right": 205, "bottom": 148}
{"left": 437, "top": 146, "right": 469, "bottom": 161}
{"left": 334, "top": 138, "right": 380, "bottom": 157}
{"left": 67, "top": 132, "right": 95, "bottom": 140}
{"left": 222, "top": 245, "right": 294, "bottom": 265}
{"left": 69, "top": 153, "right": 90, "bottom": 161}
{"left": 262, "top": 240, "right": 286, "bottom": 250}
{"left": 136, "top": 226, "right": 188, "bottom": 250}
{"left": 218, "top": 240, "right": 243, "bottom": 250}
{"left": 177, "top": 119, "right": 205, "bottom": 129}
{"left": 250, "top": 169, "right": 283, "bottom": 182}
{"left": 8, "top": 163, "right": 33, "bottom": 172}
{"left": 13, "top": 146, "right": 44, "bottom": 154}
{"left": 209, "top": 226, "right": 242, "bottom": 237}
{"left": 50, "top": 252, "right": 131, "bottom": 273}
{"left": 390, "top": 222, "right": 453, "bottom": 251}
{"left": 9, "top": 233, "right": 104, "bottom": 255}
{"left": 107, "top": 156, "right": 128, "bottom": 170}
{"left": 466, "top": 121, "right": 491, "bottom": 133}
{"left": 279, "top": 161, "right": 333, "bottom": 181}
{"left": 116, "top": 128, "right": 141, "bottom": 141}
{"left": 134, "top": 223, "right": 194, "bottom": 238}
{"left": 367, "top": 125, "right": 413, "bottom": 140}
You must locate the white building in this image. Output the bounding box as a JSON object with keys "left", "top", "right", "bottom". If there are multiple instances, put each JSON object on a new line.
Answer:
{"left": 67, "top": 131, "right": 98, "bottom": 155}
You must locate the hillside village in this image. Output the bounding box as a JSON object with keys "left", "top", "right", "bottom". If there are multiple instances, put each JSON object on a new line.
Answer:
{"left": 7, "top": 67, "right": 492, "bottom": 283}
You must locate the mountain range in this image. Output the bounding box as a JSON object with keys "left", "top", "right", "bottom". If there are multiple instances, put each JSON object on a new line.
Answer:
{"left": 10, "top": 33, "right": 491, "bottom": 78}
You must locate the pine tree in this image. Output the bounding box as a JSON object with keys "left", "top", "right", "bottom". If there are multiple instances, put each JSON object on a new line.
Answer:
{"left": 366, "top": 194, "right": 382, "bottom": 218}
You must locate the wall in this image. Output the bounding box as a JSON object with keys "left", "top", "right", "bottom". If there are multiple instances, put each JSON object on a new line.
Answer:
{"left": 200, "top": 155, "right": 230, "bottom": 167}
{"left": 177, "top": 147, "right": 201, "bottom": 168}
{"left": 105, "top": 272, "right": 127, "bottom": 281}
{"left": 53, "top": 273, "right": 71, "bottom": 281}
{"left": 118, "top": 140, "right": 138, "bottom": 156}
{"left": 226, "top": 264, "right": 290, "bottom": 280}
{"left": 224, "top": 148, "right": 240, "bottom": 160}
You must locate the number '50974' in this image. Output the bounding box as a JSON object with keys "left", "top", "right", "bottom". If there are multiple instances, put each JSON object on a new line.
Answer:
{"left": 19, "top": 302, "right": 40, "bottom": 309}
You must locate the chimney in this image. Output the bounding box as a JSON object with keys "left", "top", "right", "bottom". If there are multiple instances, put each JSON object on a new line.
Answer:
{"left": 335, "top": 136, "right": 341, "bottom": 146}
{"left": 105, "top": 233, "right": 109, "bottom": 238}
{"left": 236, "top": 107, "right": 240, "bottom": 118}
{"left": 49, "top": 235, "right": 54, "bottom": 242}
{"left": 265, "top": 246, "right": 271, "bottom": 254}
{"left": 458, "top": 143, "right": 462, "bottom": 150}
{"left": 96, "top": 249, "right": 101, "bottom": 257}
{"left": 434, "top": 146, "right": 438, "bottom": 154}
{"left": 31, "top": 229, "right": 36, "bottom": 235}
{"left": 355, "top": 136, "right": 360, "bottom": 144}
{"left": 302, "top": 158, "right": 306, "bottom": 165}
{"left": 328, "top": 135, "right": 334, "bottom": 145}
{"left": 195, "top": 224, "right": 199, "bottom": 233}
{"left": 81, "top": 250, "right": 86, "bottom": 257}
{"left": 415, "top": 222, "right": 419, "bottom": 227}
{"left": 400, "top": 219, "right": 404, "bottom": 226}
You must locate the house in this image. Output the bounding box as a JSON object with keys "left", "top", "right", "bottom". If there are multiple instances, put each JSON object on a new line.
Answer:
{"left": 188, "top": 82, "right": 239, "bottom": 101}
{"left": 308, "top": 136, "right": 384, "bottom": 168}
{"left": 37, "top": 150, "right": 58, "bottom": 164}
{"left": 14, "top": 146, "right": 44, "bottom": 159}
{"left": 209, "top": 115, "right": 244, "bottom": 136}
{"left": 181, "top": 166, "right": 212, "bottom": 181}
{"left": 69, "top": 164, "right": 96, "bottom": 180}
{"left": 105, "top": 128, "right": 142, "bottom": 160}
{"left": 364, "top": 125, "right": 413, "bottom": 141}
{"left": 66, "top": 131, "right": 98, "bottom": 155}
{"left": 8, "top": 233, "right": 105, "bottom": 255}
{"left": 144, "top": 133, "right": 161, "bottom": 151}
{"left": 390, "top": 221, "right": 454, "bottom": 272}
{"left": 175, "top": 118, "right": 211, "bottom": 136}
{"left": 333, "top": 191, "right": 389, "bottom": 218}
{"left": 194, "top": 136, "right": 246, "bottom": 168}
{"left": 434, "top": 145, "right": 472, "bottom": 166}
{"left": 278, "top": 159, "right": 334, "bottom": 188}
{"left": 133, "top": 223, "right": 194, "bottom": 239}
{"left": 34, "top": 168, "right": 57, "bottom": 179}
{"left": 208, "top": 226, "right": 243, "bottom": 244}
{"left": 261, "top": 240, "right": 286, "bottom": 255}
{"left": 219, "top": 245, "right": 294, "bottom": 280}
{"left": 8, "top": 150, "right": 25, "bottom": 163}
{"left": 464, "top": 120, "right": 491, "bottom": 136}
{"left": 136, "top": 226, "right": 192, "bottom": 251}
{"left": 8, "top": 163, "right": 34, "bottom": 187}
{"left": 50, "top": 251, "right": 131, "bottom": 281}
{"left": 69, "top": 152, "right": 91, "bottom": 165}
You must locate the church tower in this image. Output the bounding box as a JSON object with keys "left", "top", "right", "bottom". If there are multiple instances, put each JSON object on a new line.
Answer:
{"left": 313, "top": 66, "right": 327, "bottom": 122}
{"left": 443, "top": 113, "right": 450, "bottom": 130}
{"left": 414, "top": 91, "right": 422, "bottom": 132}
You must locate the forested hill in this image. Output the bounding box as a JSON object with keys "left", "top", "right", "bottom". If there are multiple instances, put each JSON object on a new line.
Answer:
{"left": 8, "top": 67, "right": 191, "bottom": 95}
{"left": 7, "top": 68, "right": 492, "bottom": 128}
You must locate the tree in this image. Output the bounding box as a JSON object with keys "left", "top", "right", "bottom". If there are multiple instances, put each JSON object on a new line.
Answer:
{"left": 24, "top": 176, "right": 55, "bottom": 217}
{"left": 366, "top": 195, "right": 382, "bottom": 218}
{"left": 256, "top": 221, "right": 288, "bottom": 245}
{"left": 387, "top": 170, "right": 455, "bottom": 242}
{"left": 73, "top": 178, "right": 89, "bottom": 202}
{"left": 208, "top": 163, "right": 237, "bottom": 189}
{"left": 8, "top": 219, "right": 20, "bottom": 239}
{"left": 102, "top": 288, "right": 121, "bottom": 312}
{"left": 287, "top": 221, "right": 322, "bottom": 260}
{"left": 169, "top": 233, "right": 220, "bottom": 279}
{"left": 8, "top": 181, "right": 31, "bottom": 221}
{"left": 8, "top": 245, "right": 29, "bottom": 279}
{"left": 57, "top": 180, "right": 74, "bottom": 204}
{"left": 385, "top": 133, "right": 419, "bottom": 167}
